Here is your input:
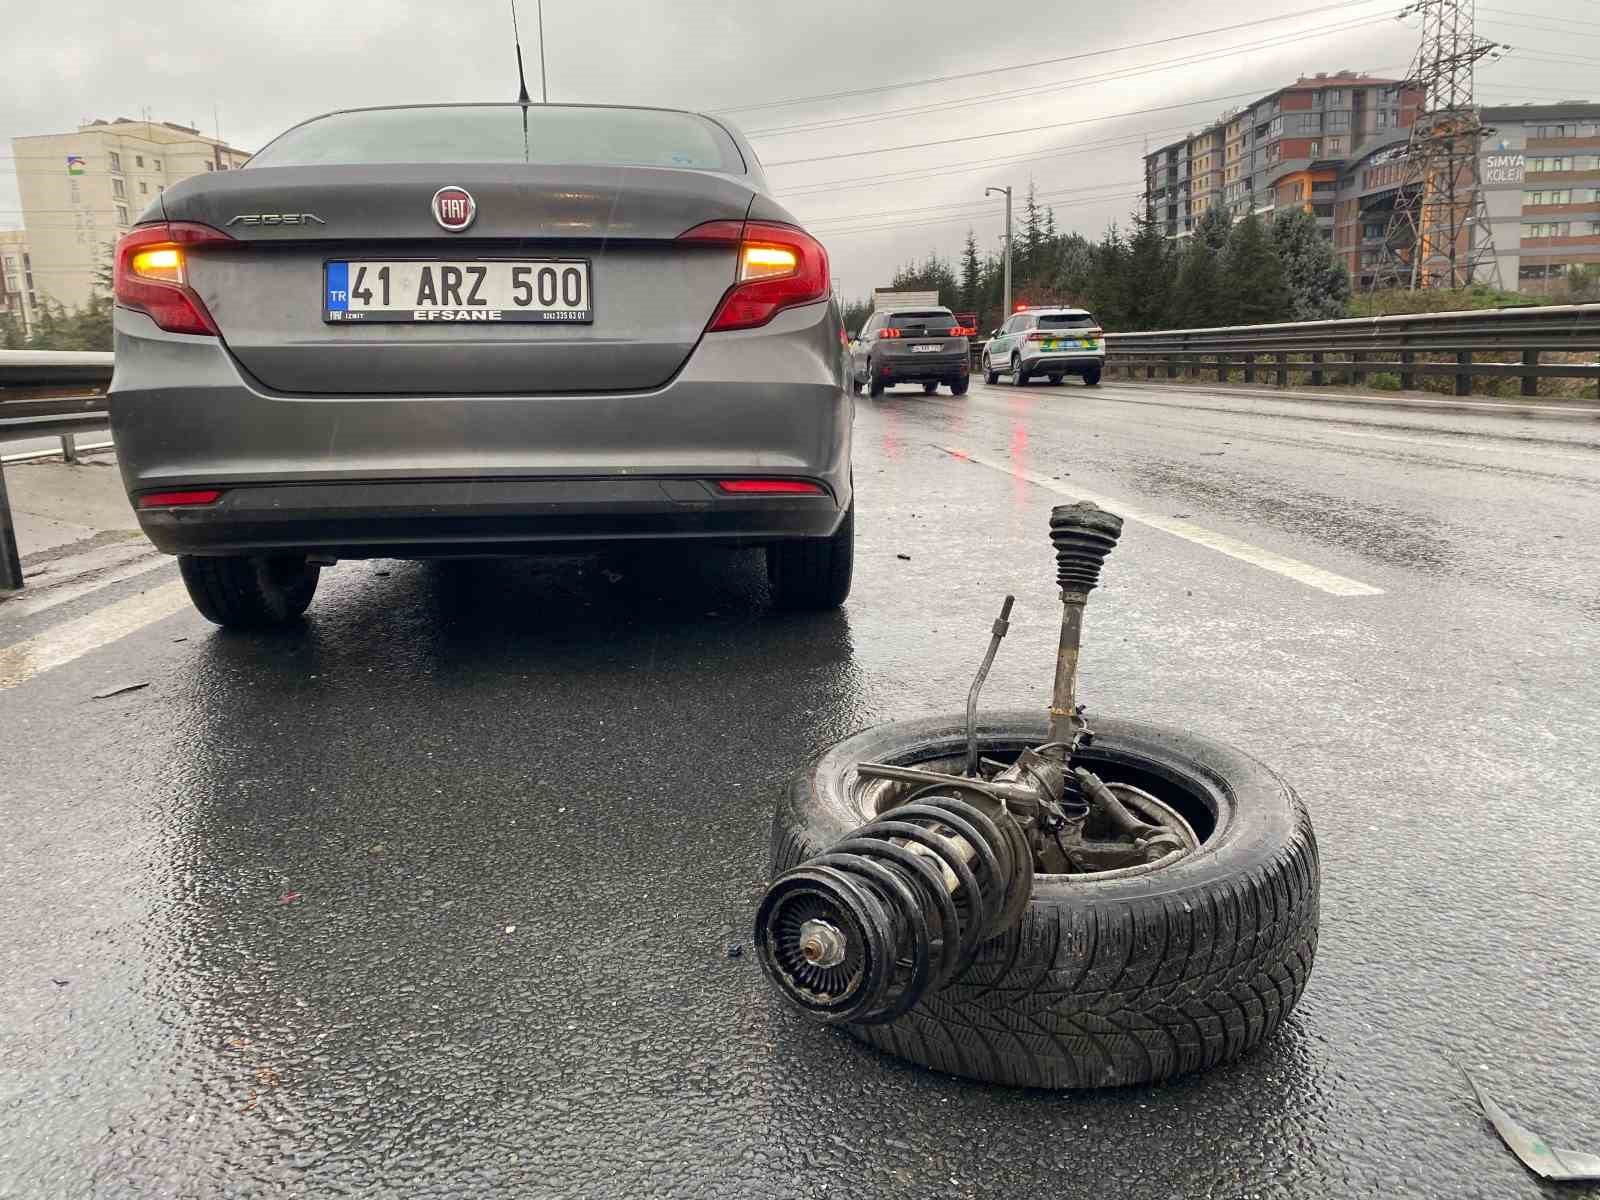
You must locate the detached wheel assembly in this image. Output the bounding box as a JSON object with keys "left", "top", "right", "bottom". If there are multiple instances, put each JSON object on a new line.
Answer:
{"left": 755, "top": 502, "right": 1320, "bottom": 1088}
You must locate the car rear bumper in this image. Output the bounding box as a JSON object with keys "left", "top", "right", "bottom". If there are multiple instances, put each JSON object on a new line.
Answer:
{"left": 878, "top": 352, "right": 970, "bottom": 382}
{"left": 109, "top": 302, "right": 852, "bottom": 557}
{"left": 1022, "top": 351, "right": 1104, "bottom": 373}
{"left": 134, "top": 477, "right": 843, "bottom": 557}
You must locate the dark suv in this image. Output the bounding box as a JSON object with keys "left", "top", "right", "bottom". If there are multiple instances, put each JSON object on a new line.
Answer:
{"left": 849, "top": 307, "right": 972, "bottom": 397}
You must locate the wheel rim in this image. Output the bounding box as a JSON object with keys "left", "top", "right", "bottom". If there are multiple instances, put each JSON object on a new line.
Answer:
{"left": 849, "top": 733, "right": 1223, "bottom": 882}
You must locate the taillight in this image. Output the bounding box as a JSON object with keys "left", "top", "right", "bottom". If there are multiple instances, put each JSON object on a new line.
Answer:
{"left": 875, "top": 327, "right": 902, "bottom": 339}
{"left": 678, "top": 220, "right": 830, "bottom": 333}
{"left": 1026, "top": 331, "right": 1047, "bottom": 341}
{"left": 716, "top": 479, "right": 825, "bottom": 495}
{"left": 949, "top": 326, "right": 975, "bottom": 337}
{"left": 137, "top": 489, "right": 222, "bottom": 508}
{"left": 113, "top": 222, "right": 234, "bottom": 336}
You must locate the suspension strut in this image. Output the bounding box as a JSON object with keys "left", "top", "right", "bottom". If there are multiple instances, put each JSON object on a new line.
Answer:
{"left": 754, "top": 502, "right": 1126, "bottom": 1025}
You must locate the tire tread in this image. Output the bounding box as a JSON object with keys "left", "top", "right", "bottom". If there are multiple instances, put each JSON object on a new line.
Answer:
{"left": 771, "top": 767, "right": 1319, "bottom": 1088}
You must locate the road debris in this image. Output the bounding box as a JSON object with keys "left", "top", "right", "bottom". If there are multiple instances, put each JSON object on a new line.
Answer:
{"left": 758, "top": 503, "right": 1197, "bottom": 1026}
{"left": 727, "top": 944, "right": 743, "bottom": 959}
{"left": 896, "top": 553, "right": 911, "bottom": 561}
{"left": 91, "top": 681, "right": 148, "bottom": 699}
{"left": 1466, "top": 1071, "right": 1600, "bottom": 1181}
{"left": 278, "top": 892, "right": 302, "bottom": 906}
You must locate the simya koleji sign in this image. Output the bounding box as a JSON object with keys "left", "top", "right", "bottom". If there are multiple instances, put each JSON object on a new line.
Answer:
{"left": 1481, "top": 152, "right": 1527, "bottom": 185}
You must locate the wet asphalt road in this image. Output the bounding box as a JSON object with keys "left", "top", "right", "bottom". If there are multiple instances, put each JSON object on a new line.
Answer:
{"left": 4, "top": 378, "right": 1600, "bottom": 1198}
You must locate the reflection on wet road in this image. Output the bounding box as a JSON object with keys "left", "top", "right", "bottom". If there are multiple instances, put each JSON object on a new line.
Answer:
{"left": 3, "top": 380, "right": 1599, "bottom": 1198}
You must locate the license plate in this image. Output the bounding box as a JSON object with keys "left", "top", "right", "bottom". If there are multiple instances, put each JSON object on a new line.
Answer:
{"left": 910, "top": 344, "right": 942, "bottom": 353}
{"left": 1042, "top": 339, "right": 1084, "bottom": 350}
{"left": 323, "top": 259, "right": 593, "bottom": 324}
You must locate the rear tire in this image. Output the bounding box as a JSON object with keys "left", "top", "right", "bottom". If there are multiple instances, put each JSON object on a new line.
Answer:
{"left": 950, "top": 377, "right": 969, "bottom": 396}
{"left": 1011, "top": 355, "right": 1028, "bottom": 386}
{"left": 868, "top": 363, "right": 885, "bottom": 398}
{"left": 922, "top": 381, "right": 939, "bottom": 394}
{"left": 1084, "top": 366, "right": 1102, "bottom": 386}
{"left": 178, "top": 553, "right": 320, "bottom": 630}
{"left": 1048, "top": 374, "right": 1063, "bottom": 385}
{"left": 767, "top": 502, "right": 854, "bottom": 611}
{"left": 982, "top": 355, "right": 999, "bottom": 386}
{"left": 851, "top": 376, "right": 863, "bottom": 395}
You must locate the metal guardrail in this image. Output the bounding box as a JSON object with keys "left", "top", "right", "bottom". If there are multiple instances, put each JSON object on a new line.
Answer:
{"left": 1101, "top": 303, "right": 1600, "bottom": 399}
{"left": 0, "top": 350, "right": 116, "bottom": 590}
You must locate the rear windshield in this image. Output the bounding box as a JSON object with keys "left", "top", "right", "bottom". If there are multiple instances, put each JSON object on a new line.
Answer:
{"left": 888, "top": 310, "right": 955, "bottom": 329}
{"left": 249, "top": 105, "right": 743, "bottom": 173}
{"left": 1038, "top": 313, "right": 1097, "bottom": 329}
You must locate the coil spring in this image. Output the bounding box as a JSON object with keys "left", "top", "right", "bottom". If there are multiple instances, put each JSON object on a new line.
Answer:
{"left": 755, "top": 793, "right": 1033, "bottom": 1026}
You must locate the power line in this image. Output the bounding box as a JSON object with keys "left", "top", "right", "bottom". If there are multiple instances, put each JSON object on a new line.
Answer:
{"left": 764, "top": 87, "right": 1283, "bottom": 168}
{"left": 713, "top": 0, "right": 1391, "bottom": 116}
{"left": 1479, "top": 5, "right": 1600, "bottom": 30}
{"left": 815, "top": 191, "right": 1143, "bottom": 239}
{"left": 1499, "top": 49, "right": 1600, "bottom": 66}
{"left": 775, "top": 122, "right": 1209, "bottom": 197}
{"left": 745, "top": 13, "right": 1400, "bottom": 138}
{"left": 1482, "top": 21, "right": 1600, "bottom": 43}
{"left": 803, "top": 180, "right": 1145, "bottom": 227}
{"left": 774, "top": 62, "right": 1414, "bottom": 200}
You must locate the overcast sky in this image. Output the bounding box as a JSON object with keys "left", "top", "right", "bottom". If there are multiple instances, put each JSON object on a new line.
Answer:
{"left": 3, "top": 0, "right": 1593, "bottom": 300}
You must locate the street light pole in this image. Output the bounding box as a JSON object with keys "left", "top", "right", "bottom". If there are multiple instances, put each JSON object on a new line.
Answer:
{"left": 986, "top": 185, "right": 1012, "bottom": 320}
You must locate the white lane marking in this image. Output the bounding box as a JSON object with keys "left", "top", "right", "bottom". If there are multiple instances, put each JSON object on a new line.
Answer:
{"left": 943, "top": 447, "right": 1385, "bottom": 597}
{"left": 0, "top": 580, "right": 190, "bottom": 690}
{"left": 1095, "top": 380, "right": 1600, "bottom": 417}
{"left": 11, "top": 538, "right": 158, "bottom": 590}
{"left": 3, "top": 555, "right": 174, "bottom": 620}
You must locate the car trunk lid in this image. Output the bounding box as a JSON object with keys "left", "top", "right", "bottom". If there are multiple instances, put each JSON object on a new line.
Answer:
{"left": 168, "top": 163, "right": 753, "bottom": 394}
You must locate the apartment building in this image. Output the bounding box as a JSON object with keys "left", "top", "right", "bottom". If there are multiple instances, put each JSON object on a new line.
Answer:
{"left": 9, "top": 117, "right": 251, "bottom": 318}
{"left": 0, "top": 230, "right": 34, "bottom": 338}
{"left": 1146, "top": 71, "right": 1421, "bottom": 241}
{"left": 1329, "top": 101, "right": 1599, "bottom": 289}
{"left": 1479, "top": 103, "right": 1600, "bottom": 293}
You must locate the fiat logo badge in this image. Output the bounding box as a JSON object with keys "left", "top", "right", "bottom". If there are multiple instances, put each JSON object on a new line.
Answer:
{"left": 432, "top": 186, "right": 476, "bottom": 232}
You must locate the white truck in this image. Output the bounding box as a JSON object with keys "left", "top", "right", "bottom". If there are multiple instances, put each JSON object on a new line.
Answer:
{"left": 871, "top": 289, "right": 940, "bottom": 312}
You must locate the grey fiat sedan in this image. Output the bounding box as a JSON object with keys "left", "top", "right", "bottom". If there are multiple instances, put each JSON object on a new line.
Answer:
{"left": 108, "top": 103, "right": 853, "bottom": 628}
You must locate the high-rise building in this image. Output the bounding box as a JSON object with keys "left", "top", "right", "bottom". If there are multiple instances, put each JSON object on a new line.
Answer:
{"left": 1145, "top": 71, "right": 1422, "bottom": 244}
{"left": 8, "top": 117, "right": 251, "bottom": 322}
{"left": 1478, "top": 103, "right": 1600, "bottom": 294}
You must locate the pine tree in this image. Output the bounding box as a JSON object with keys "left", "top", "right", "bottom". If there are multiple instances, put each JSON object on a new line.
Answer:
{"left": 1053, "top": 233, "right": 1094, "bottom": 302}
{"left": 1020, "top": 180, "right": 1044, "bottom": 281}
{"left": 1087, "top": 223, "right": 1129, "bottom": 331}
{"left": 1271, "top": 209, "right": 1351, "bottom": 321}
{"left": 1122, "top": 210, "right": 1173, "bottom": 330}
{"left": 1171, "top": 236, "right": 1228, "bottom": 328}
{"left": 959, "top": 229, "right": 981, "bottom": 314}
{"left": 1196, "top": 206, "right": 1233, "bottom": 251}
{"left": 841, "top": 297, "right": 874, "bottom": 337}
{"left": 0, "top": 309, "right": 26, "bottom": 350}
{"left": 1223, "top": 213, "right": 1288, "bottom": 326}
{"left": 26, "top": 300, "right": 70, "bottom": 348}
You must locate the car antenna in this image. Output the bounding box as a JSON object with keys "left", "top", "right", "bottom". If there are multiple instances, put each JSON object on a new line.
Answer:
{"left": 510, "top": 0, "right": 532, "bottom": 104}
{"left": 510, "top": 0, "right": 532, "bottom": 161}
